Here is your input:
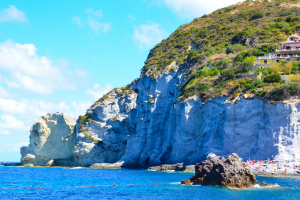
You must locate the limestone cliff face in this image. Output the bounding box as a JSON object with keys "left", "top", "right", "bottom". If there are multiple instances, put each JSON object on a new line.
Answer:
{"left": 73, "top": 88, "right": 138, "bottom": 166}
{"left": 19, "top": 68, "right": 300, "bottom": 167}
{"left": 21, "top": 113, "right": 76, "bottom": 166}
{"left": 73, "top": 67, "right": 300, "bottom": 167}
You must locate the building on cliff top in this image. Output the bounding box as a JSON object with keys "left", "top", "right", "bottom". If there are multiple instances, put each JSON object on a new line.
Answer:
{"left": 257, "top": 34, "right": 300, "bottom": 65}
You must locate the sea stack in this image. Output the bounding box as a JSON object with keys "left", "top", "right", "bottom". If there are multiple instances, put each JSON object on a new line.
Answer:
{"left": 181, "top": 153, "right": 257, "bottom": 189}
{"left": 20, "top": 113, "right": 77, "bottom": 166}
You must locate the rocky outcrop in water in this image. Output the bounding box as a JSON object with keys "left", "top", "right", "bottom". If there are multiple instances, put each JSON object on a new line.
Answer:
{"left": 20, "top": 113, "right": 76, "bottom": 166}
{"left": 147, "top": 163, "right": 195, "bottom": 172}
{"left": 181, "top": 153, "right": 257, "bottom": 189}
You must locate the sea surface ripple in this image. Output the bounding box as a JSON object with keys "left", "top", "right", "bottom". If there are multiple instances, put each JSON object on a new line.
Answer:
{"left": 0, "top": 166, "right": 299, "bottom": 199}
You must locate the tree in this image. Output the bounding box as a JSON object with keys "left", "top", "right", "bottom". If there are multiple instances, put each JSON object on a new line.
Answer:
{"left": 252, "top": 12, "right": 264, "bottom": 20}
{"left": 214, "top": 58, "right": 230, "bottom": 70}
{"left": 243, "top": 56, "right": 257, "bottom": 65}
{"left": 280, "top": 62, "right": 293, "bottom": 74}
{"left": 263, "top": 73, "right": 282, "bottom": 83}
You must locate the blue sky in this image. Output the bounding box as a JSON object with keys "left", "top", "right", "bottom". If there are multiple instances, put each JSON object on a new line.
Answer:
{"left": 0, "top": 0, "right": 241, "bottom": 161}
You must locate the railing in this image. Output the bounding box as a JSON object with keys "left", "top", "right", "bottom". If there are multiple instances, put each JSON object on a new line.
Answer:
{"left": 275, "top": 48, "right": 300, "bottom": 52}
{"left": 258, "top": 55, "right": 300, "bottom": 59}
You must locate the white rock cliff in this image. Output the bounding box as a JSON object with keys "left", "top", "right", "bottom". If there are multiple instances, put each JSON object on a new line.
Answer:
{"left": 20, "top": 69, "right": 300, "bottom": 167}
{"left": 73, "top": 68, "right": 300, "bottom": 167}
{"left": 21, "top": 113, "right": 76, "bottom": 166}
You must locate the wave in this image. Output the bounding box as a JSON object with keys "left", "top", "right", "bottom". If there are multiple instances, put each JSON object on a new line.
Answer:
{"left": 253, "top": 184, "right": 280, "bottom": 189}
{"left": 70, "top": 167, "right": 83, "bottom": 169}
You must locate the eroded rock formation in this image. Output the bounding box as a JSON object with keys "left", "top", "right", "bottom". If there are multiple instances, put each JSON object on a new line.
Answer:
{"left": 20, "top": 113, "right": 76, "bottom": 166}
{"left": 181, "top": 153, "right": 257, "bottom": 189}
{"left": 73, "top": 69, "right": 300, "bottom": 168}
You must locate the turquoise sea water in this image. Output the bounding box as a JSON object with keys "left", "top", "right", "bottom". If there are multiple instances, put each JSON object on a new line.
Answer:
{"left": 0, "top": 167, "right": 300, "bottom": 200}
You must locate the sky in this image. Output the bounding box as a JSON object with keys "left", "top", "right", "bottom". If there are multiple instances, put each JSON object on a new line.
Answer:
{"left": 0, "top": 0, "right": 242, "bottom": 161}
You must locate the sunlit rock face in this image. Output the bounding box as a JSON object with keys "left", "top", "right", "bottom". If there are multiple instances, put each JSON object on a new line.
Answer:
{"left": 73, "top": 67, "right": 300, "bottom": 167}
{"left": 73, "top": 89, "right": 138, "bottom": 167}
{"left": 20, "top": 113, "right": 76, "bottom": 166}
{"left": 19, "top": 69, "right": 300, "bottom": 167}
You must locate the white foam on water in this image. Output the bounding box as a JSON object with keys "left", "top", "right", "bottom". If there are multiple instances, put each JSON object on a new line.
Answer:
{"left": 70, "top": 167, "right": 83, "bottom": 169}
{"left": 253, "top": 184, "right": 280, "bottom": 189}
{"left": 170, "top": 182, "right": 181, "bottom": 185}
{"left": 166, "top": 170, "right": 175, "bottom": 173}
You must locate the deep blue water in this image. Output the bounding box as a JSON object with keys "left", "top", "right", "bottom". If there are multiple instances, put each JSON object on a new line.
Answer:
{"left": 0, "top": 167, "right": 299, "bottom": 200}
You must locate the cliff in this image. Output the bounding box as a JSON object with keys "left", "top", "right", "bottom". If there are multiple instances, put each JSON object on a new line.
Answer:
{"left": 73, "top": 69, "right": 300, "bottom": 167}
{"left": 20, "top": 0, "right": 300, "bottom": 167}
{"left": 21, "top": 113, "right": 76, "bottom": 166}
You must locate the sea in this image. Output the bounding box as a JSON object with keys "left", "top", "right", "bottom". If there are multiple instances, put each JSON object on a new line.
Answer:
{"left": 0, "top": 166, "right": 299, "bottom": 200}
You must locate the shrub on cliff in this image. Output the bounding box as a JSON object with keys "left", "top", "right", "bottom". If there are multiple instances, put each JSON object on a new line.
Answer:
{"left": 263, "top": 73, "right": 282, "bottom": 83}
{"left": 269, "top": 82, "right": 300, "bottom": 100}
{"left": 256, "top": 67, "right": 273, "bottom": 75}
{"left": 251, "top": 11, "right": 264, "bottom": 20}
{"left": 201, "top": 67, "right": 219, "bottom": 77}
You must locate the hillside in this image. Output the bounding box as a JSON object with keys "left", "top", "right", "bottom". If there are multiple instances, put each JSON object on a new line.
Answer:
{"left": 139, "top": 0, "right": 300, "bottom": 102}
{"left": 21, "top": 0, "right": 300, "bottom": 168}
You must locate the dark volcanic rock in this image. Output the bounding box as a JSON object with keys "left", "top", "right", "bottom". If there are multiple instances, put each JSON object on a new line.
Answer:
{"left": 2, "top": 161, "right": 6, "bottom": 166}
{"left": 181, "top": 153, "right": 257, "bottom": 189}
{"left": 148, "top": 163, "right": 183, "bottom": 171}
{"left": 259, "top": 181, "right": 276, "bottom": 187}
{"left": 147, "top": 163, "right": 196, "bottom": 172}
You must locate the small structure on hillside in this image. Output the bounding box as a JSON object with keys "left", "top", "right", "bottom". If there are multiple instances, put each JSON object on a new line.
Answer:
{"left": 257, "top": 34, "right": 300, "bottom": 65}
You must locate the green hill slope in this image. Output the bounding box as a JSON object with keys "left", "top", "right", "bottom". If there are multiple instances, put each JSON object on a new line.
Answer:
{"left": 141, "top": 0, "right": 300, "bottom": 101}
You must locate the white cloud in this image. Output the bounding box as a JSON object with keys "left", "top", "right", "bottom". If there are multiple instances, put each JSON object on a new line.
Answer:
{"left": 0, "top": 5, "right": 27, "bottom": 23}
{"left": 0, "top": 87, "right": 10, "bottom": 98}
{"left": 72, "top": 15, "right": 82, "bottom": 27}
{"left": 86, "top": 83, "right": 113, "bottom": 101}
{"left": 159, "top": 0, "right": 242, "bottom": 18}
{"left": 0, "top": 39, "right": 77, "bottom": 95}
{"left": 0, "top": 129, "right": 13, "bottom": 135}
{"left": 87, "top": 15, "right": 111, "bottom": 34}
{"left": 72, "top": 9, "right": 111, "bottom": 34}
{"left": 0, "top": 98, "right": 74, "bottom": 118}
{"left": 3, "top": 142, "right": 28, "bottom": 147}
{"left": 86, "top": 9, "right": 102, "bottom": 18}
{"left": 133, "top": 23, "right": 168, "bottom": 49}
{"left": 71, "top": 101, "right": 92, "bottom": 117}
{"left": 0, "top": 114, "right": 29, "bottom": 131}
{"left": 3, "top": 142, "right": 29, "bottom": 152}
{"left": 86, "top": 9, "right": 111, "bottom": 34}
{"left": 0, "top": 98, "right": 26, "bottom": 114}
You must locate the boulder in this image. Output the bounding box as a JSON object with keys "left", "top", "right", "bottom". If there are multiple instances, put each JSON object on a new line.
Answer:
{"left": 259, "top": 181, "right": 277, "bottom": 187}
{"left": 148, "top": 163, "right": 184, "bottom": 171}
{"left": 147, "top": 163, "right": 196, "bottom": 172}
{"left": 181, "top": 153, "right": 257, "bottom": 189}
{"left": 2, "top": 161, "right": 6, "bottom": 166}
{"left": 90, "top": 162, "right": 123, "bottom": 169}
{"left": 182, "top": 165, "right": 195, "bottom": 172}
{"left": 24, "top": 164, "right": 34, "bottom": 167}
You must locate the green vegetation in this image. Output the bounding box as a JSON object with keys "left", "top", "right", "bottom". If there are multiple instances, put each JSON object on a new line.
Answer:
{"left": 110, "top": 116, "right": 121, "bottom": 121}
{"left": 201, "top": 67, "right": 219, "bottom": 77}
{"left": 83, "top": 132, "right": 103, "bottom": 145}
{"left": 263, "top": 73, "right": 282, "bottom": 83}
{"left": 269, "top": 82, "right": 300, "bottom": 100}
{"left": 148, "top": 99, "right": 155, "bottom": 103}
{"left": 78, "top": 114, "right": 92, "bottom": 131}
{"left": 87, "top": 0, "right": 300, "bottom": 107}
{"left": 139, "top": 0, "right": 300, "bottom": 102}
{"left": 117, "top": 88, "right": 135, "bottom": 97}
{"left": 141, "top": 0, "right": 300, "bottom": 76}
